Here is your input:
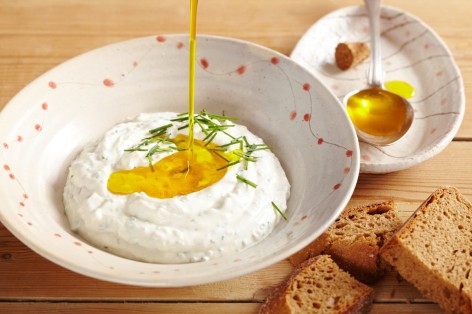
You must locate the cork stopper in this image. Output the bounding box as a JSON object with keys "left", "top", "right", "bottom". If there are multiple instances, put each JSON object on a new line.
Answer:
{"left": 335, "top": 42, "right": 370, "bottom": 70}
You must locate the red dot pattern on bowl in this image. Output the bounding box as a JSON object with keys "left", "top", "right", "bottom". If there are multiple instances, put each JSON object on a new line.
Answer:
{"left": 0, "top": 35, "right": 357, "bottom": 273}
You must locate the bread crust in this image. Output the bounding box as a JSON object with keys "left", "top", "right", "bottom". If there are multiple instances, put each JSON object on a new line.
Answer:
{"left": 259, "top": 255, "right": 374, "bottom": 314}
{"left": 380, "top": 186, "right": 472, "bottom": 314}
{"left": 289, "top": 200, "right": 402, "bottom": 283}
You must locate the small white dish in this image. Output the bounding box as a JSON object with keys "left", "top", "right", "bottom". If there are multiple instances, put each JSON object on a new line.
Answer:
{"left": 291, "top": 5, "right": 465, "bottom": 173}
{"left": 0, "top": 35, "right": 359, "bottom": 286}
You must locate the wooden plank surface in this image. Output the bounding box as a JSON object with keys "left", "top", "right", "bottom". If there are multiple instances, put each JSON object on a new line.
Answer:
{"left": 0, "top": 303, "right": 444, "bottom": 314}
{"left": 1, "top": 0, "right": 471, "bottom": 313}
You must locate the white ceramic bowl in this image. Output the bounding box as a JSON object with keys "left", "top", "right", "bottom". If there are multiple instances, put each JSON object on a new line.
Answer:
{"left": 0, "top": 35, "right": 359, "bottom": 286}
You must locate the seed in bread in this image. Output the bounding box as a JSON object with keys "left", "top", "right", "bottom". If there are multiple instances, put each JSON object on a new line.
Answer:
{"left": 380, "top": 187, "right": 472, "bottom": 314}
{"left": 290, "top": 200, "right": 402, "bottom": 283}
{"left": 259, "top": 255, "right": 374, "bottom": 314}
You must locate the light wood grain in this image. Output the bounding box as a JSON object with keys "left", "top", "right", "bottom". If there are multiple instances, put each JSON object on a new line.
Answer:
{"left": 0, "top": 303, "right": 445, "bottom": 314}
{"left": 1, "top": 0, "right": 471, "bottom": 138}
{"left": 1, "top": 0, "right": 472, "bottom": 313}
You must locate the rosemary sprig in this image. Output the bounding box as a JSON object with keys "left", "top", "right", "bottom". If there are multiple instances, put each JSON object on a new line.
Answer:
{"left": 236, "top": 174, "right": 257, "bottom": 188}
{"left": 271, "top": 201, "right": 287, "bottom": 221}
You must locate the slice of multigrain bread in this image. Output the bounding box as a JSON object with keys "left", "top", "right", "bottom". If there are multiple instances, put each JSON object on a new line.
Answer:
{"left": 380, "top": 187, "right": 472, "bottom": 314}
{"left": 259, "top": 255, "right": 374, "bottom": 314}
{"left": 290, "top": 200, "right": 402, "bottom": 283}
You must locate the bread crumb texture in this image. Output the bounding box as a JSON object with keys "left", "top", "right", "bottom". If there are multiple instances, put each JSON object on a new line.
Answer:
{"left": 380, "top": 186, "right": 472, "bottom": 314}
{"left": 290, "top": 201, "right": 402, "bottom": 283}
{"left": 259, "top": 255, "right": 374, "bottom": 314}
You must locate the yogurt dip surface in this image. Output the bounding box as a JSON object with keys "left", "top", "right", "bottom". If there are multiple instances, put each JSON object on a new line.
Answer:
{"left": 63, "top": 112, "right": 290, "bottom": 263}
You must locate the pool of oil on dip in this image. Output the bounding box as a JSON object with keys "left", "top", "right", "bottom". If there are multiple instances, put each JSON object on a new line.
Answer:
{"left": 63, "top": 112, "right": 290, "bottom": 263}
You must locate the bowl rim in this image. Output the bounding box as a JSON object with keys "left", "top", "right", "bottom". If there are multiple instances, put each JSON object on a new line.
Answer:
{"left": 0, "top": 34, "right": 360, "bottom": 286}
{"left": 290, "top": 4, "right": 465, "bottom": 174}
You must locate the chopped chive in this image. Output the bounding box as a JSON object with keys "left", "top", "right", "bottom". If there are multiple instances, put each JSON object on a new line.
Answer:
{"left": 146, "top": 154, "right": 154, "bottom": 171}
{"left": 232, "top": 151, "right": 257, "bottom": 162}
{"left": 196, "top": 117, "right": 217, "bottom": 127}
{"left": 195, "top": 119, "right": 209, "bottom": 134}
{"left": 124, "top": 110, "right": 274, "bottom": 178}
{"left": 150, "top": 129, "right": 166, "bottom": 137}
{"left": 204, "top": 131, "right": 218, "bottom": 146}
{"left": 203, "top": 125, "right": 234, "bottom": 144}
{"left": 206, "top": 124, "right": 234, "bottom": 130}
{"left": 249, "top": 146, "right": 271, "bottom": 152}
{"left": 257, "top": 144, "right": 271, "bottom": 149}
{"left": 146, "top": 145, "right": 173, "bottom": 157}
{"left": 178, "top": 124, "right": 189, "bottom": 130}
{"left": 141, "top": 136, "right": 173, "bottom": 145}
{"left": 217, "top": 160, "right": 240, "bottom": 171}
{"left": 247, "top": 144, "right": 271, "bottom": 154}
{"left": 170, "top": 116, "right": 189, "bottom": 122}
{"left": 149, "top": 123, "right": 173, "bottom": 135}
{"left": 203, "top": 129, "right": 218, "bottom": 142}
{"left": 220, "top": 138, "right": 243, "bottom": 148}
{"left": 271, "top": 202, "right": 287, "bottom": 221}
{"left": 208, "top": 147, "right": 227, "bottom": 152}
{"left": 205, "top": 112, "right": 238, "bottom": 121}
{"left": 242, "top": 136, "right": 250, "bottom": 147}
{"left": 236, "top": 174, "right": 257, "bottom": 188}
{"left": 213, "top": 151, "right": 230, "bottom": 162}
{"left": 222, "top": 130, "right": 236, "bottom": 139}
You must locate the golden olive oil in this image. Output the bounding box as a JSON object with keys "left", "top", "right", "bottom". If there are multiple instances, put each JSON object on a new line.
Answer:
{"left": 347, "top": 87, "right": 408, "bottom": 137}
{"left": 108, "top": 0, "right": 236, "bottom": 199}
{"left": 188, "top": 0, "right": 198, "bottom": 151}
{"left": 385, "top": 80, "right": 415, "bottom": 99}
{"left": 107, "top": 135, "right": 236, "bottom": 199}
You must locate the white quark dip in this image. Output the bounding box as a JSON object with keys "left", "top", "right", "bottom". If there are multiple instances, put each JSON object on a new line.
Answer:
{"left": 63, "top": 112, "right": 290, "bottom": 263}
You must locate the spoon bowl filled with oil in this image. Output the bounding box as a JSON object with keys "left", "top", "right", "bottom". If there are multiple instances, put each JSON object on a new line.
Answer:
{"left": 345, "top": 86, "right": 414, "bottom": 146}
{"left": 344, "top": 0, "right": 414, "bottom": 146}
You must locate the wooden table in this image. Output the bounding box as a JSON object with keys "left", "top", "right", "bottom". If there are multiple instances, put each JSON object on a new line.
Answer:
{"left": 1, "top": 0, "right": 471, "bottom": 313}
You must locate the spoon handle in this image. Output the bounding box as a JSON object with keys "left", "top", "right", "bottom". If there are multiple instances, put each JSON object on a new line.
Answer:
{"left": 365, "top": 0, "right": 383, "bottom": 87}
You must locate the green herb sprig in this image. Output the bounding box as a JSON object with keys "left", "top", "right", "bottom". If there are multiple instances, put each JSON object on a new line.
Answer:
{"left": 123, "top": 110, "right": 288, "bottom": 221}
{"left": 236, "top": 174, "right": 257, "bottom": 188}
{"left": 272, "top": 202, "right": 288, "bottom": 221}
